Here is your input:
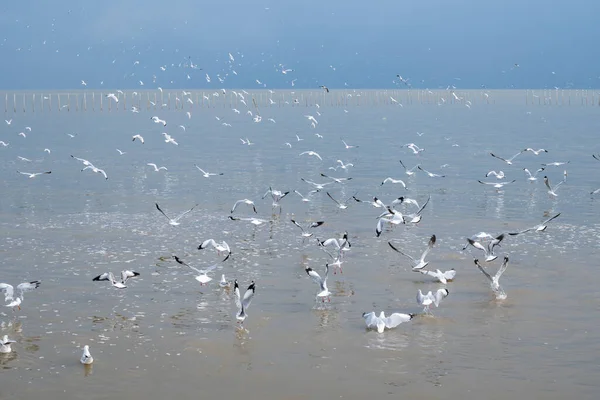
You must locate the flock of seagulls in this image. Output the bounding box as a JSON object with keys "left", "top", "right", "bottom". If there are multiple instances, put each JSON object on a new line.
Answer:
{"left": 0, "top": 85, "right": 588, "bottom": 371}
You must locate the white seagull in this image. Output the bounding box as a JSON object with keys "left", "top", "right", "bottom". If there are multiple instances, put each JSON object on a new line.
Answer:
{"left": 194, "top": 165, "right": 223, "bottom": 178}
{"left": 155, "top": 202, "right": 198, "bottom": 226}
{"left": 474, "top": 257, "right": 509, "bottom": 300}
{"left": 80, "top": 345, "right": 94, "bottom": 364}
{"left": 0, "top": 281, "right": 41, "bottom": 310}
{"left": 417, "top": 288, "right": 449, "bottom": 312}
{"left": 106, "top": 93, "right": 119, "bottom": 103}
{"left": 299, "top": 151, "right": 323, "bottom": 161}
{"left": 403, "top": 143, "right": 424, "bottom": 154}
{"left": 508, "top": 213, "right": 561, "bottom": 236}
{"left": 419, "top": 269, "right": 456, "bottom": 284}
{"left": 326, "top": 191, "right": 355, "bottom": 210}
{"left": 162, "top": 133, "right": 178, "bottom": 145}
{"left": 262, "top": 187, "right": 290, "bottom": 208}
{"left": 320, "top": 173, "right": 353, "bottom": 184}
{"left": 380, "top": 177, "right": 407, "bottom": 187}
{"left": 234, "top": 280, "right": 256, "bottom": 323}
{"left": 341, "top": 139, "right": 359, "bottom": 149}
{"left": 116, "top": 149, "right": 126, "bottom": 155}
{"left": 0, "top": 335, "right": 16, "bottom": 353}
{"left": 151, "top": 116, "right": 167, "bottom": 126}
{"left": 293, "top": 189, "right": 319, "bottom": 202}
{"left": 334, "top": 160, "right": 354, "bottom": 170}
{"left": 478, "top": 180, "right": 516, "bottom": 189}
{"left": 363, "top": 311, "right": 414, "bottom": 333}
{"left": 523, "top": 167, "right": 545, "bottom": 181}
{"left": 147, "top": 163, "right": 167, "bottom": 172}
{"left": 228, "top": 216, "right": 269, "bottom": 226}
{"left": 388, "top": 234, "right": 436, "bottom": 270}
{"left": 132, "top": 134, "right": 144, "bottom": 143}
{"left": 198, "top": 239, "right": 232, "bottom": 262}
{"left": 231, "top": 199, "right": 257, "bottom": 214}
{"left": 418, "top": 166, "right": 445, "bottom": 178}
{"left": 82, "top": 165, "right": 108, "bottom": 180}
{"left": 524, "top": 148, "right": 548, "bottom": 155}
{"left": 544, "top": 176, "right": 564, "bottom": 197}
{"left": 305, "top": 264, "right": 331, "bottom": 302}
{"left": 17, "top": 170, "right": 51, "bottom": 178}
{"left": 290, "top": 219, "right": 324, "bottom": 238}
{"left": 399, "top": 159, "right": 420, "bottom": 176}
{"left": 490, "top": 150, "right": 524, "bottom": 165}
{"left": 465, "top": 234, "right": 504, "bottom": 262}
{"left": 93, "top": 270, "right": 140, "bottom": 289}
{"left": 485, "top": 170, "right": 505, "bottom": 179}
{"left": 184, "top": 262, "right": 218, "bottom": 285}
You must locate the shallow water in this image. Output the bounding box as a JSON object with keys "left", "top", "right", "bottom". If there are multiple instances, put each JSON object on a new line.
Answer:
{"left": 0, "top": 90, "right": 599, "bottom": 399}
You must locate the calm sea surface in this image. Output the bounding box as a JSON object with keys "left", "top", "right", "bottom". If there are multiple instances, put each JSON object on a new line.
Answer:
{"left": 0, "top": 89, "right": 599, "bottom": 399}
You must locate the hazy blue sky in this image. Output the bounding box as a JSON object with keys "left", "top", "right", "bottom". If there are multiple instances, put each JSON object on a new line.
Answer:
{"left": 0, "top": 0, "right": 597, "bottom": 89}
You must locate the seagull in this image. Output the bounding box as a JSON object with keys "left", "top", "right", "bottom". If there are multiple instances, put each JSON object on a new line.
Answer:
{"left": 295, "top": 134, "right": 304, "bottom": 142}
{"left": 290, "top": 219, "right": 324, "bottom": 237}
{"left": 593, "top": 154, "right": 600, "bottom": 162}
{"left": 231, "top": 199, "right": 257, "bottom": 214}
{"left": 151, "top": 116, "right": 167, "bottom": 126}
{"left": 228, "top": 216, "right": 269, "bottom": 226}
{"left": 93, "top": 270, "right": 140, "bottom": 289}
{"left": 399, "top": 159, "right": 419, "bottom": 176}
{"left": 0, "top": 281, "right": 41, "bottom": 310}
{"left": 18, "top": 132, "right": 26, "bottom": 138}
{"left": 341, "top": 139, "right": 359, "bottom": 149}
{"left": 299, "top": 151, "right": 322, "bottom": 161}
{"left": 132, "top": 134, "right": 144, "bottom": 143}
{"left": 416, "top": 288, "right": 449, "bottom": 312}
{"left": 106, "top": 93, "right": 119, "bottom": 103}
{"left": 304, "top": 115, "right": 318, "bottom": 125}
{"left": 82, "top": 165, "right": 108, "bottom": 180}
{"left": 465, "top": 234, "right": 504, "bottom": 262}
{"left": 71, "top": 155, "right": 94, "bottom": 167}
{"left": 352, "top": 196, "right": 389, "bottom": 208}
{"left": 147, "top": 163, "right": 167, "bottom": 172}
{"left": 478, "top": 180, "right": 516, "bottom": 189}
{"left": 155, "top": 202, "right": 198, "bottom": 226}
{"left": 162, "top": 133, "right": 178, "bottom": 145}
{"left": 301, "top": 178, "right": 333, "bottom": 190}
{"left": 293, "top": 189, "right": 319, "bottom": 202}
{"left": 509, "top": 213, "right": 561, "bottom": 236}
{"left": 419, "top": 269, "right": 456, "bottom": 284}
{"left": 403, "top": 143, "right": 424, "bottom": 154}
{"left": 0, "top": 335, "right": 16, "bottom": 353}
{"left": 198, "top": 239, "right": 231, "bottom": 262}
{"left": 418, "top": 166, "right": 445, "bottom": 178}
{"left": 194, "top": 165, "right": 223, "bottom": 177}
{"left": 262, "top": 187, "right": 290, "bottom": 208}
{"left": 319, "top": 85, "right": 330, "bottom": 93}
{"left": 326, "top": 191, "right": 355, "bottom": 210}
{"left": 43, "top": 148, "right": 51, "bottom": 154}
{"left": 0, "top": 141, "right": 8, "bottom": 147}
{"left": 320, "top": 173, "right": 352, "bottom": 184}
{"left": 234, "top": 280, "right": 256, "bottom": 323}
{"left": 544, "top": 176, "right": 564, "bottom": 197}
{"left": 591, "top": 188, "right": 600, "bottom": 196}
{"left": 185, "top": 263, "right": 218, "bottom": 285}
{"left": 240, "top": 138, "right": 254, "bottom": 145}
{"left": 305, "top": 264, "right": 331, "bottom": 302}
{"left": 17, "top": 171, "right": 51, "bottom": 178}
{"left": 219, "top": 274, "right": 231, "bottom": 288}
{"left": 524, "top": 148, "right": 548, "bottom": 155}
{"left": 380, "top": 177, "right": 407, "bottom": 187}
{"left": 388, "top": 234, "right": 436, "bottom": 270}
{"left": 490, "top": 150, "right": 525, "bottom": 165}
{"left": 523, "top": 168, "right": 545, "bottom": 181}
{"left": 335, "top": 160, "right": 354, "bottom": 170}
{"left": 485, "top": 170, "right": 505, "bottom": 179}
{"left": 542, "top": 161, "right": 570, "bottom": 167}
{"left": 80, "top": 345, "right": 94, "bottom": 365}
{"left": 116, "top": 149, "right": 126, "bottom": 155}
{"left": 363, "top": 311, "right": 414, "bottom": 333}
{"left": 474, "top": 257, "right": 509, "bottom": 300}
{"left": 4, "top": 119, "right": 12, "bottom": 125}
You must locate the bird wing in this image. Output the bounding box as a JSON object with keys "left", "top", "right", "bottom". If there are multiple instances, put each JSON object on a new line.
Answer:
{"left": 199, "top": 239, "right": 216, "bottom": 249}
{"left": 155, "top": 203, "right": 172, "bottom": 221}
{"left": 544, "top": 177, "right": 553, "bottom": 191}
{"left": 362, "top": 312, "right": 378, "bottom": 329}
{"left": 474, "top": 260, "right": 493, "bottom": 282}
{"left": 443, "top": 269, "right": 457, "bottom": 280}
{"left": 384, "top": 313, "right": 413, "bottom": 328}
{"left": 541, "top": 212, "right": 561, "bottom": 226}
{"left": 508, "top": 150, "right": 524, "bottom": 161}
{"left": 290, "top": 219, "right": 305, "bottom": 232}
{"left": 494, "top": 257, "right": 509, "bottom": 282}
{"left": 467, "top": 238, "right": 488, "bottom": 253}
{"left": 306, "top": 268, "right": 323, "bottom": 286}
{"left": 419, "top": 234, "right": 436, "bottom": 262}
{"left": 16, "top": 281, "right": 40, "bottom": 295}
{"left": 326, "top": 192, "right": 342, "bottom": 206}
{"left": 490, "top": 153, "right": 508, "bottom": 163}
{"left": 242, "top": 284, "right": 255, "bottom": 310}
{"left": 433, "top": 289, "right": 449, "bottom": 307}
{"left": 415, "top": 196, "right": 431, "bottom": 216}
{"left": 0, "top": 283, "right": 15, "bottom": 301}
{"left": 388, "top": 242, "right": 415, "bottom": 262}
{"left": 174, "top": 204, "right": 198, "bottom": 221}
{"left": 309, "top": 221, "right": 325, "bottom": 229}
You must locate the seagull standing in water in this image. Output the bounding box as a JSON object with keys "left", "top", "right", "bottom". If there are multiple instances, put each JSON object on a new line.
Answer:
{"left": 80, "top": 345, "right": 94, "bottom": 364}
{"left": 474, "top": 257, "right": 509, "bottom": 300}
{"left": 362, "top": 311, "right": 414, "bottom": 333}
{"left": 235, "top": 280, "right": 256, "bottom": 324}
{"left": 388, "top": 235, "right": 436, "bottom": 270}
{"left": 155, "top": 203, "right": 198, "bottom": 226}
{"left": 305, "top": 264, "right": 331, "bottom": 302}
